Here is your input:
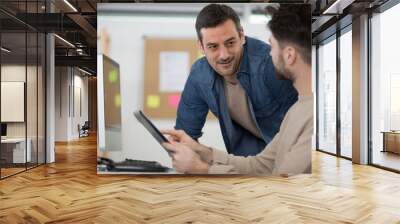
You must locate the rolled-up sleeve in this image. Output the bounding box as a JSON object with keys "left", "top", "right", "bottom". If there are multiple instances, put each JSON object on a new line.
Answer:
{"left": 208, "top": 136, "right": 279, "bottom": 175}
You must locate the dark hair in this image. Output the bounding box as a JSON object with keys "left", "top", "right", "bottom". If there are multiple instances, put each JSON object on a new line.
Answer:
{"left": 195, "top": 4, "right": 242, "bottom": 42}
{"left": 267, "top": 4, "right": 311, "bottom": 65}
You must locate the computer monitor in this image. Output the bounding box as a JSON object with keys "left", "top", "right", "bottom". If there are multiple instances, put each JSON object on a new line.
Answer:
{"left": 1, "top": 123, "right": 6, "bottom": 137}
{"left": 97, "top": 54, "right": 122, "bottom": 152}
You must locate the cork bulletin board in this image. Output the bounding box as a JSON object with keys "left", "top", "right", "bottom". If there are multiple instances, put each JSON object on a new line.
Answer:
{"left": 143, "top": 38, "right": 198, "bottom": 118}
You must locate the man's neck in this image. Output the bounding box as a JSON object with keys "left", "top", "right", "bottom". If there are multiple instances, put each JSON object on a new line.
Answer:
{"left": 292, "top": 65, "right": 312, "bottom": 97}
{"left": 224, "top": 74, "right": 238, "bottom": 84}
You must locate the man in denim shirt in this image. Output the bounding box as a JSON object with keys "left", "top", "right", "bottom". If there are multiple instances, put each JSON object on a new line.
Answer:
{"left": 175, "top": 4, "right": 297, "bottom": 156}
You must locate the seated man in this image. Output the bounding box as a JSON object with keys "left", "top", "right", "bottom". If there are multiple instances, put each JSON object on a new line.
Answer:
{"left": 162, "top": 5, "right": 312, "bottom": 175}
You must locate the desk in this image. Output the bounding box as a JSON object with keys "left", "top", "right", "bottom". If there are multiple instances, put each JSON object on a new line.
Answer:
{"left": 381, "top": 131, "right": 400, "bottom": 154}
{"left": 97, "top": 165, "right": 177, "bottom": 174}
{"left": 1, "top": 138, "right": 31, "bottom": 163}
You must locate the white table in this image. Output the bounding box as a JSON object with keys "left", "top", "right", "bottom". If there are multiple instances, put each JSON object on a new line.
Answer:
{"left": 1, "top": 138, "right": 31, "bottom": 163}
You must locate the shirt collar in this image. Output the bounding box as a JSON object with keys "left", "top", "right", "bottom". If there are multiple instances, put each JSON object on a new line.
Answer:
{"left": 237, "top": 37, "right": 250, "bottom": 76}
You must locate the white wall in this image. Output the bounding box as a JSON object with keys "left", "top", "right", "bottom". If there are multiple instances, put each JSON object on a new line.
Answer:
{"left": 55, "top": 67, "right": 89, "bottom": 141}
{"left": 55, "top": 67, "right": 68, "bottom": 141}
{"left": 1, "top": 65, "right": 30, "bottom": 138}
{"left": 72, "top": 73, "right": 89, "bottom": 137}
{"left": 1, "top": 65, "right": 26, "bottom": 81}
{"left": 98, "top": 11, "right": 272, "bottom": 167}
{"left": 2, "top": 64, "right": 46, "bottom": 163}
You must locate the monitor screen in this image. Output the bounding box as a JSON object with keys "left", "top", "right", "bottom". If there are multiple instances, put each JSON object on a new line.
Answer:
{"left": 97, "top": 54, "right": 122, "bottom": 152}
{"left": 1, "top": 123, "right": 7, "bottom": 137}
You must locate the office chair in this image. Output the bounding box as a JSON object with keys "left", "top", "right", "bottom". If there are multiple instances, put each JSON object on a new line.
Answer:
{"left": 79, "top": 121, "right": 90, "bottom": 138}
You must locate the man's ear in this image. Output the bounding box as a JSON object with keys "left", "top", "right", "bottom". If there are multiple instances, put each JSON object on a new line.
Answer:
{"left": 284, "top": 46, "right": 296, "bottom": 66}
{"left": 197, "top": 40, "right": 205, "bottom": 55}
{"left": 239, "top": 27, "right": 245, "bottom": 45}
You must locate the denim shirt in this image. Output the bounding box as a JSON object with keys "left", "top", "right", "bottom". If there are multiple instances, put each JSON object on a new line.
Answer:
{"left": 175, "top": 36, "right": 298, "bottom": 156}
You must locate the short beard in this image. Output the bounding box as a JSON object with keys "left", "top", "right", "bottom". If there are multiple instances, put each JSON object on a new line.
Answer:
{"left": 274, "top": 54, "right": 294, "bottom": 81}
{"left": 275, "top": 68, "right": 295, "bottom": 81}
{"left": 275, "top": 69, "right": 287, "bottom": 80}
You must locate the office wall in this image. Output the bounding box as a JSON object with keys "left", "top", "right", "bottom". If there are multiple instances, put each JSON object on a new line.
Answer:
{"left": 98, "top": 14, "right": 271, "bottom": 166}
{"left": 55, "top": 67, "right": 89, "bottom": 141}
{"left": 73, "top": 72, "right": 89, "bottom": 137}
{"left": 1, "top": 64, "right": 45, "bottom": 165}
{"left": 1, "top": 26, "right": 47, "bottom": 177}
{"left": 1, "top": 65, "right": 31, "bottom": 137}
{"left": 55, "top": 67, "right": 68, "bottom": 141}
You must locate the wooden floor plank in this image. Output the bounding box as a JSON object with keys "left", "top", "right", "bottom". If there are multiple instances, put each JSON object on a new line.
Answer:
{"left": 0, "top": 134, "right": 399, "bottom": 223}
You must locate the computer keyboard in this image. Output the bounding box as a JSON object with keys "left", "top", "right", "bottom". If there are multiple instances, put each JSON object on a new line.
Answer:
{"left": 111, "top": 158, "right": 169, "bottom": 172}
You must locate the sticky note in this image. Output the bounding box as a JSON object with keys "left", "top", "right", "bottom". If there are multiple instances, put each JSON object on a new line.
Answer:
{"left": 109, "top": 69, "right": 118, "bottom": 83}
{"left": 114, "top": 94, "right": 121, "bottom": 108}
{"left": 168, "top": 94, "right": 180, "bottom": 108}
{"left": 147, "top": 95, "right": 160, "bottom": 108}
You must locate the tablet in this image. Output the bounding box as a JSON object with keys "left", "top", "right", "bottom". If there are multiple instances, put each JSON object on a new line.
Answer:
{"left": 134, "top": 110, "right": 170, "bottom": 151}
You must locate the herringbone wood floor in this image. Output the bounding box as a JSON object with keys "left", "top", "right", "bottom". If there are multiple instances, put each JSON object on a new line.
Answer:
{"left": 1, "top": 135, "right": 400, "bottom": 223}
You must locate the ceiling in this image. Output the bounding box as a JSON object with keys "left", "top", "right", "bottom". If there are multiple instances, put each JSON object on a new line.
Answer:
{"left": 0, "top": 0, "right": 98, "bottom": 74}
{"left": 311, "top": 0, "right": 390, "bottom": 44}
{"left": 0, "top": 0, "right": 393, "bottom": 75}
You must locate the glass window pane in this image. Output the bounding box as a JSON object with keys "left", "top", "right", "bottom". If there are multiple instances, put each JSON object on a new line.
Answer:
{"left": 1, "top": 1, "right": 46, "bottom": 179}
{"left": 371, "top": 3, "right": 400, "bottom": 171}
{"left": 26, "top": 0, "right": 39, "bottom": 169}
{"left": 27, "top": 31, "right": 38, "bottom": 169}
{"left": 1, "top": 31, "right": 27, "bottom": 178}
{"left": 318, "top": 37, "right": 337, "bottom": 154}
{"left": 38, "top": 33, "right": 45, "bottom": 165}
{"left": 312, "top": 45, "right": 317, "bottom": 150}
{"left": 340, "top": 29, "right": 352, "bottom": 158}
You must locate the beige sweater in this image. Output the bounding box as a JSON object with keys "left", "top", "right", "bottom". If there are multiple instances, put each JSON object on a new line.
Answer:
{"left": 224, "top": 80, "right": 263, "bottom": 139}
{"left": 208, "top": 95, "right": 313, "bottom": 175}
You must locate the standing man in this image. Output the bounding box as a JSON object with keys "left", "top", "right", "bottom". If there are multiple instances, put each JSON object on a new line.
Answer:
{"left": 176, "top": 4, "right": 298, "bottom": 156}
{"left": 163, "top": 4, "right": 312, "bottom": 175}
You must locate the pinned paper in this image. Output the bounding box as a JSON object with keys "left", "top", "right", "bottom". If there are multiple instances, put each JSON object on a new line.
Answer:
{"left": 168, "top": 94, "right": 181, "bottom": 108}
{"left": 109, "top": 69, "right": 118, "bottom": 83}
{"left": 114, "top": 94, "right": 121, "bottom": 108}
{"left": 159, "top": 51, "right": 189, "bottom": 92}
{"left": 147, "top": 95, "right": 160, "bottom": 108}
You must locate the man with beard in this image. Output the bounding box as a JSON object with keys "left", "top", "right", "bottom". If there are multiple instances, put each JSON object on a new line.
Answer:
{"left": 162, "top": 4, "right": 312, "bottom": 175}
{"left": 175, "top": 4, "right": 298, "bottom": 157}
